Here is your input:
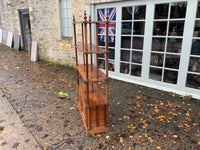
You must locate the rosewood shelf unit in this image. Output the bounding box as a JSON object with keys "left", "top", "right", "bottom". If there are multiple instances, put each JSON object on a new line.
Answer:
{"left": 73, "top": 11, "right": 109, "bottom": 134}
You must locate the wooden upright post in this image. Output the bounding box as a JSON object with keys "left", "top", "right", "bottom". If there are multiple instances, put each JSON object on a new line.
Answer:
{"left": 84, "top": 11, "right": 91, "bottom": 130}
{"left": 105, "top": 10, "right": 109, "bottom": 126}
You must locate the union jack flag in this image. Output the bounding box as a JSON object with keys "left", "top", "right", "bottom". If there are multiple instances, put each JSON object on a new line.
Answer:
{"left": 98, "top": 8, "right": 116, "bottom": 42}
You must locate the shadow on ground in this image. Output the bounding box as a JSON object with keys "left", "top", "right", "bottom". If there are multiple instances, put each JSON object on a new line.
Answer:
{"left": 0, "top": 45, "right": 200, "bottom": 150}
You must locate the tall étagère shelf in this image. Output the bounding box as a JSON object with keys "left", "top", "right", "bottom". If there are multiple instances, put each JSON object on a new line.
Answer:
{"left": 73, "top": 11, "right": 110, "bottom": 134}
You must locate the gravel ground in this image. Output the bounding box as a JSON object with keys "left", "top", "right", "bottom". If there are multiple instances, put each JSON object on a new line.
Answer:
{"left": 0, "top": 44, "right": 200, "bottom": 150}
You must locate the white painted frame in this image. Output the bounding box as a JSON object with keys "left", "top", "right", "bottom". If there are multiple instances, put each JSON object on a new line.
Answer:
{"left": 93, "top": 0, "right": 200, "bottom": 99}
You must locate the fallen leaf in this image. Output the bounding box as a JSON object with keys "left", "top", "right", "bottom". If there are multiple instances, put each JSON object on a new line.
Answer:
{"left": 3, "top": 65, "right": 9, "bottom": 70}
{"left": 23, "top": 118, "right": 28, "bottom": 122}
{"left": 173, "top": 135, "right": 178, "bottom": 138}
{"left": 118, "top": 118, "right": 122, "bottom": 121}
{"left": 195, "top": 134, "right": 200, "bottom": 137}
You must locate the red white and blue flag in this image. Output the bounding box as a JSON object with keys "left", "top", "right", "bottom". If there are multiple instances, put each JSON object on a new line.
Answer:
{"left": 98, "top": 8, "right": 116, "bottom": 42}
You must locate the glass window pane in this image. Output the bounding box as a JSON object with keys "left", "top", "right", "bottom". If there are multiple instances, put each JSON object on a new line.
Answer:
{"left": 99, "top": 23, "right": 106, "bottom": 34}
{"left": 191, "top": 39, "right": 200, "bottom": 55}
{"left": 109, "top": 60, "right": 115, "bottom": 71}
{"left": 188, "top": 57, "right": 200, "bottom": 73}
{"left": 108, "top": 48, "right": 115, "bottom": 60}
{"left": 133, "top": 22, "right": 145, "bottom": 35}
{"left": 186, "top": 74, "right": 200, "bottom": 89}
{"left": 150, "top": 53, "right": 164, "bottom": 67}
{"left": 193, "top": 20, "right": 200, "bottom": 37}
{"left": 121, "top": 50, "right": 130, "bottom": 62}
{"left": 131, "top": 65, "right": 142, "bottom": 77}
{"left": 98, "top": 35, "right": 105, "bottom": 46}
{"left": 98, "top": 9, "right": 105, "bottom": 21}
{"left": 167, "top": 38, "right": 182, "bottom": 53}
{"left": 168, "top": 21, "right": 185, "bottom": 36}
{"left": 98, "top": 53, "right": 105, "bottom": 58}
{"left": 153, "top": 21, "right": 167, "bottom": 36}
{"left": 149, "top": 67, "right": 162, "bottom": 81}
{"left": 132, "top": 51, "right": 143, "bottom": 64}
{"left": 196, "top": 2, "right": 200, "bottom": 18}
{"left": 154, "top": 4, "right": 169, "bottom": 19}
{"left": 108, "top": 8, "right": 116, "bottom": 21}
{"left": 122, "top": 7, "right": 132, "bottom": 20}
{"left": 122, "top": 22, "right": 132, "bottom": 35}
{"left": 132, "top": 37, "right": 143, "bottom": 49}
{"left": 120, "top": 63, "right": 130, "bottom": 74}
{"left": 98, "top": 59, "right": 105, "bottom": 69}
{"left": 164, "top": 70, "right": 178, "bottom": 84}
{"left": 109, "top": 36, "right": 115, "bottom": 47}
{"left": 165, "top": 54, "right": 180, "bottom": 69}
{"left": 134, "top": 5, "right": 146, "bottom": 20}
{"left": 109, "top": 23, "right": 116, "bottom": 35}
{"left": 121, "top": 36, "right": 131, "bottom": 48}
{"left": 152, "top": 38, "right": 166, "bottom": 52}
{"left": 170, "top": 2, "right": 187, "bottom": 19}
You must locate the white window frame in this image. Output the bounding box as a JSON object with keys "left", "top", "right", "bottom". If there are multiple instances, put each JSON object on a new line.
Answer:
{"left": 93, "top": 0, "right": 200, "bottom": 99}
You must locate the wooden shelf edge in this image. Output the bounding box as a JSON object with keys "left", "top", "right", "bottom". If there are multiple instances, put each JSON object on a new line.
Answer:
{"left": 78, "top": 83, "right": 107, "bottom": 106}
{"left": 76, "top": 64, "right": 107, "bottom": 82}
{"left": 76, "top": 44, "right": 108, "bottom": 54}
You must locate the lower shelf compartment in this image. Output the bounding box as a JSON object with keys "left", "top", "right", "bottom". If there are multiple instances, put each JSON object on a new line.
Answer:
{"left": 78, "top": 96, "right": 109, "bottom": 134}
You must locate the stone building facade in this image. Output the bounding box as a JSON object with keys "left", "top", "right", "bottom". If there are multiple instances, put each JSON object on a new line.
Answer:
{"left": 0, "top": 0, "right": 121, "bottom": 64}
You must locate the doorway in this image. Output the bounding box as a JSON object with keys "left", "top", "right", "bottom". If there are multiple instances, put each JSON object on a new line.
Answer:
{"left": 19, "top": 9, "right": 32, "bottom": 51}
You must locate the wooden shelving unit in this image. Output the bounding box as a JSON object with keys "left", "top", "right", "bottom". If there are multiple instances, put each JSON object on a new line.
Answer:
{"left": 73, "top": 11, "right": 109, "bottom": 134}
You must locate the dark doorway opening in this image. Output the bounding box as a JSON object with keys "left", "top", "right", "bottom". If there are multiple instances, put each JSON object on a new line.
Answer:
{"left": 19, "top": 9, "right": 32, "bottom": 51}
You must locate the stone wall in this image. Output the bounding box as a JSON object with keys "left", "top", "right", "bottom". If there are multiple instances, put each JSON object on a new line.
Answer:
{"left": 0, "top": 0, "right": 126, "bottom": 65}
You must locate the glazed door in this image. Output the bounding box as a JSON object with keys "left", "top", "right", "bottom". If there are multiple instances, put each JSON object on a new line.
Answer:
{"left": 19, "top": 9, "right": 32, "bottom": 51}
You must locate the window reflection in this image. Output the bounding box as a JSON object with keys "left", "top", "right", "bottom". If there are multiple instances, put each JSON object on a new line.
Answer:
{"left": 149, "top": 67, "right": 162, "bottom": 81}
{"left": 153, "top": 21, "right": 167, "bottom": 36}
{"left": 131, "top": 65, "right": 141, "bottom": 77}
{"left": 122, "top": 7, "right": 132, "bottom": 20}
{"left": 191, "top": 39, "right": 200, "bottom": 55}
{"left": 109, "top": 49, "right": 115, "bottom": 60}
{"left": 170, "top": 2, "right": 187, "bottom": 19}
{"left": 132, "top": 51, "right": 143, "bottom": 63}
{"left": 165, "top": 54, "right": 180, "bottom": 69}
{"left": 109, "top": 60, "right": 115, "bottom": 71}
{"left": 168, "top": 21, "right": 185, "bottom": 36}
{"left": 132, "top": 37, "right": 143, "bottom": 49}
{"left": 167, "top": 38, "right": 182, "bottom": 53}
{"left": 121, "top": 36, "right": 131, "bottom": 48}
{"left": 150, "top": 53, "right": 164, "bottom": 67}
{"left": 154, "top": 4, "right": 169, "bottom": 19}
{"left": 193, "top": 20, "right": 200, "bottom": 37}
{"left": 133, "top": 22, "right": 145, "bottom": 35}
{"left": 196, "top": 1, "right": 200, "bottom": 18}
{"left": 186, "top": 74, "right": 200, "bottom": 89}
{"left": 98, "top": 59, "right": 105, "bottom": 69}
{"left": 188, "top": 57, "right": 200, "bottom": 73}
{"left": 121, "top": 50, "right": 130, "bottom": 62}
{"left": 134, "top": 5, "right": 146, "bottom": 20}
{"left": 120, "top": 63, "right": 130, "bottom": 74}
{"left": 122, "top": 22, "right": 132, "bottom": 35}
{"left": 152, "top": 38, "right": 165, "bottom": 52}
{"left": 164, "top": 70, "right": 178, "bottom": 84}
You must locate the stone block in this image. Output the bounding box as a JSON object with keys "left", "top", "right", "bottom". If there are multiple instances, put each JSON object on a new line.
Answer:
{"left": 2, "top": 30, "right": 8, "bottom": 45}
{"left": 6, "top": 31, "right": 13, "bottom": 47}
{"left": 0, "top": 29, "right": 2, "bottom": 44}
{"left": 13, "top": 34, "right": 21, "bottom": 50}
{"left": 31, "top": 41, "right": 38, "bottom": 62}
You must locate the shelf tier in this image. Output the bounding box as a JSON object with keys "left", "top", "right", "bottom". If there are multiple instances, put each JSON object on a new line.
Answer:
{"left": 77, "top": 44, "right": 108, "bottom": 54}
{"left": 78, "top": 83, "right": 107, "bottom": 106}
{"left": 76, "top": 64, "right": 107, "bottom": 82}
